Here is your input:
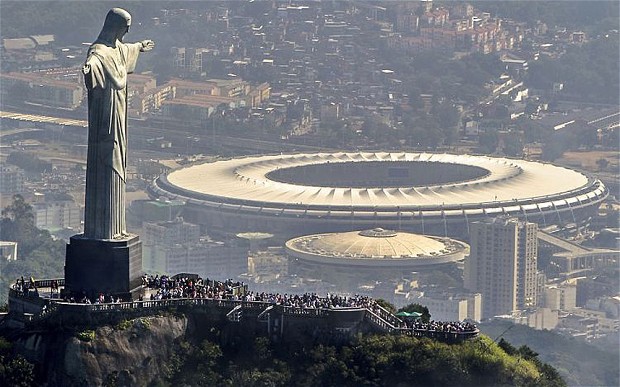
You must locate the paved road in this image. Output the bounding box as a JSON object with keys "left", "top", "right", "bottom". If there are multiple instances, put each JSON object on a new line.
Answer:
{"left": 0, "top": 110, "right": 87, "bottom": 128}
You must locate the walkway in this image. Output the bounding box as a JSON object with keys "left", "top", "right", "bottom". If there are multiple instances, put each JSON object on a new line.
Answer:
{"left": 8, "top": 278, "right": 479, "bottom": 342}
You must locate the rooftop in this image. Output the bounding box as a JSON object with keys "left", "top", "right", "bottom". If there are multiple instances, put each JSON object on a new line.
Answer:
{"left": 285, "top": 228, "right": 469, "bottom": 267}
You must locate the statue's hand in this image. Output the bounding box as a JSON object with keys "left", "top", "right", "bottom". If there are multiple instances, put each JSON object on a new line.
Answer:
{"left": 82, "top": 63, "right": 91, "bottom": 74}
{"left": 140, "top": 40, "right": 155, "bottom": 52}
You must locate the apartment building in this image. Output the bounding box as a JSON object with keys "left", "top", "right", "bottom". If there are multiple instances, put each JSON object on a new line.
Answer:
{"left": 465, "top": 217, "right": 539, "bottom": 318}
{"left": 0, "top": 165, "right": 25, "bottom": 195}
{"left": 0, "top": 72, "right": 83, "bottom": 109}
{"left": 32, "top": 198, "right": 82, "bottom": 233}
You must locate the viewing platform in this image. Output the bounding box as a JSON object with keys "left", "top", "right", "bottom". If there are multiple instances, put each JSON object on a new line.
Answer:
{"left": 5, "top": 276, "right": 479, "bottom": 343}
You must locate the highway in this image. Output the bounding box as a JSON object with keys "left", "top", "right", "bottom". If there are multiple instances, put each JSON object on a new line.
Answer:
{"left": 0, "top": 110, "right": 87, "bottom": 128}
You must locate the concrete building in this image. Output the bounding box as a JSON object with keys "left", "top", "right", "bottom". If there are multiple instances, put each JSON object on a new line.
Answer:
{"left": 161, "top": 95, "right": 237, "bottom": 121}
{"left": 0, "top": 165, "right": 25, "bottom": 195}
{"left": 0, "top": 241, "right": 18, "bottom": 261}
{"left": 142, "top": 219, "right": 200, "bottom": 274}
{"left": 528, "top": 308, "right": 559, "bottom": 330}
{"left": 415, "top": 292, "right": 482, "bottom": 322}
{"left": 143, "top": 219, "right": 201, "bottom": 256}
{"left": 132, "top": 84, "right": 176, "bottom": 116}
{"left": 507, "top": 308, "right": 559, "bottom": 330}
{"left": 170, "top": 47, "right": 215, "bottom": 74}
{"left": 538, "top": 230, "right": 619, "bottom": 278}
{"left": 144, "top": 240, "right": 246, "bottom": 279}
{"left": 465, "top": 218, "right": 539, "bottom": 318}
{"left": 127, "top": 74, "right": 157, "bottom": 116}
{"left": 557, "top": 314, "right": 599, "bottom": 341}
{"left": 247, "top": 247, "right": 289, "bottom": 280}
{"left": 128, "top": 199, "right": 185, "bottom": 225}
{"left": 0, "top": 72, "right": 83, "bottom": 109}
{"left": 32, "top": 197, "right": 82, "bottom": 233}
{"left": 544, "top": 284, "right": 577, "bottom": 311}
{"left": 142, "top": 219, "right": 246, "bottom": 279}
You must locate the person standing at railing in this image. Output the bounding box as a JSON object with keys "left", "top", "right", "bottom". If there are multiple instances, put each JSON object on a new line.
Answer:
{"left": 50, "top": 280, "right": 59, "bottom": 296}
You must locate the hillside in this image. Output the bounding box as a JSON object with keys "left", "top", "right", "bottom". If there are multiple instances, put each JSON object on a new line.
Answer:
{"left": 2, "top": 314, "right": 565, "bottom": 386}
{"left": 480, "top": 320, "right": 619, "bottom": 387}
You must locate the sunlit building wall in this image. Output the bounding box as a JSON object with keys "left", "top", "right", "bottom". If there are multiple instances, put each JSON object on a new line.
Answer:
{"left": 465, "top": 218, "right": 538, "bottom": 318}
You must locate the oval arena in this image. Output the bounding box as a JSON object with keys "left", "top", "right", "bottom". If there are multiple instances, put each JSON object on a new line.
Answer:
{"left": 149, "top": 152, "right": 608, "bottom": 238}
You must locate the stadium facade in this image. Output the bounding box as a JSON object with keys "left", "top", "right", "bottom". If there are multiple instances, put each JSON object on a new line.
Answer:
{"left": 148, "top": 152, "right": 607, "bottom": 239}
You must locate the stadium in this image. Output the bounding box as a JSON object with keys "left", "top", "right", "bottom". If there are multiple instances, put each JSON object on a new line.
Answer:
{"left": 285, "top": 227, "right": 469, "bottom": 284}
{"left": 148, "top": 152, "right": 608, "bottom": 239}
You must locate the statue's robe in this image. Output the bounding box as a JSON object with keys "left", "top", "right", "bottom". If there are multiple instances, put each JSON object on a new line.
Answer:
{"left": 83, "top": 40, "right": 141, "bottom": 239}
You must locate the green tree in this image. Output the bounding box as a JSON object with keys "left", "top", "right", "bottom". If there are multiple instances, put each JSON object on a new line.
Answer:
{"left": 540, "top": 129, "right": 581, "bottom": 161}
{"left": 0, "top": 195, "right": 37, "bottom": 251}
{"left": 0, "top": 355, "right": 35, "bottom": 387}
{"left": 498, "top": 338, "right": 517, "bottom": 355}
{"left": 397, "top": 303, "right": 431, "bottom": 322}
{"left": 596, "top": 158, "right": 609, "bottom": 171}
{"left": 478, "top": 129, "right": 499, "bottom": 154}
{"left": 195, "top": 340, "right": 223, "bottom": 385}
{"left": 0, "top": 195, "right": 64, "bottom": 303}
{"left": 374, "top": 299, "right": 396, "bottom": 313}
{"left": 433, "top": 103, "right": 461, "bottom": 145}
{"left": 502, "top": 132, "right": 524, "bottom": 157}
{"left": 516, "top": 117, "right": 547, "bottom": 143}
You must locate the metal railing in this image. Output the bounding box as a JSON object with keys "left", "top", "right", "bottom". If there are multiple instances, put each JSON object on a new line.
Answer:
{"left": 11, "top": 280, "right": 479, "bottom": 341}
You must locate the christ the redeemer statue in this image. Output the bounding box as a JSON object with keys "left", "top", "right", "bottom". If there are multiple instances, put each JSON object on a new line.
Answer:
{"left": 82, "top": 8, "right": 154, "bottom": 239}
{"left": 64, "top": 8, "right": 151, "bottom": 299}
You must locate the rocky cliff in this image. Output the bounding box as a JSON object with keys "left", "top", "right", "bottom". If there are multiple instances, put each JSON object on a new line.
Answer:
{"left": 18, "top": 315, "right": 187, "bottom": 386}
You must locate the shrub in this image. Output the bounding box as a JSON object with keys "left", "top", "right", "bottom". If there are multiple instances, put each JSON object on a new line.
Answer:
{"left": 76, "top": 330, "right": 95, "bottom": 342}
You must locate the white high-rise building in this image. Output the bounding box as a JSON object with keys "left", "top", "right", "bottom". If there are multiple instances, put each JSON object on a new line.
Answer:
{"left": 464, "top": 218, "right": 539, "bottom": 318}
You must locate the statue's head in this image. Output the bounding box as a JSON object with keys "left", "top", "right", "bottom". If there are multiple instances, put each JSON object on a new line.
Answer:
{"left": 97, "top": 8, "right": 132, "bottom": 45}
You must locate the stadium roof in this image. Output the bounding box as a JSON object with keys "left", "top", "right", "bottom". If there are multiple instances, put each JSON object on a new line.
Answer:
{"left": 161, "top": 152, "right": 596, "bottom": 210}
{"left": 285, "top": 228, "right": 468, "bottom": 267}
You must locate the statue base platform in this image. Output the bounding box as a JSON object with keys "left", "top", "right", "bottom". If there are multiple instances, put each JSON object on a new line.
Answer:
{"left": 64, "top": 234, "right": 143, "bottom": 301}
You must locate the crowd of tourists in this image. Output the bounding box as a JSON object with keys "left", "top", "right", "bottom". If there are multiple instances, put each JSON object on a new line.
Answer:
{"left": 403, "top": 319, "right": 478, "bottom": 333}
{"left": 13, "top": 274, "right": 477, "bottom": 335}
{"left": 142, "top": 278, "right": 478, "bottom": 333}
{"left": 143, "top": 274, "right": 244, "bottom": 300}
{"left": 143, "top": 275, "right": 377, "bottom": 310}
{"left": 240, "top": 292, "right": 376, "bottom": 310}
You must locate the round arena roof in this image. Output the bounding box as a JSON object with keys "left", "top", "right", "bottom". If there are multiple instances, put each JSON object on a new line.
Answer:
{"left": 285, "top": 228, "right": 468, "bottom": 267}
{"left": 150, "top": 152, "right": 607, "bottom": 235}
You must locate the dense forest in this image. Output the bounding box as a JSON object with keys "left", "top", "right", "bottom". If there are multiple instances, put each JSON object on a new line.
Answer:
{"left": 136, "top": 327, "right": 565, "bottom": 386}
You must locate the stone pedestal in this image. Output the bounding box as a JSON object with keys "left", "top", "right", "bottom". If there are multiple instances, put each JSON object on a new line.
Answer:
{"left": 64, "top": 234, "right": 142, "bottom": 300}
